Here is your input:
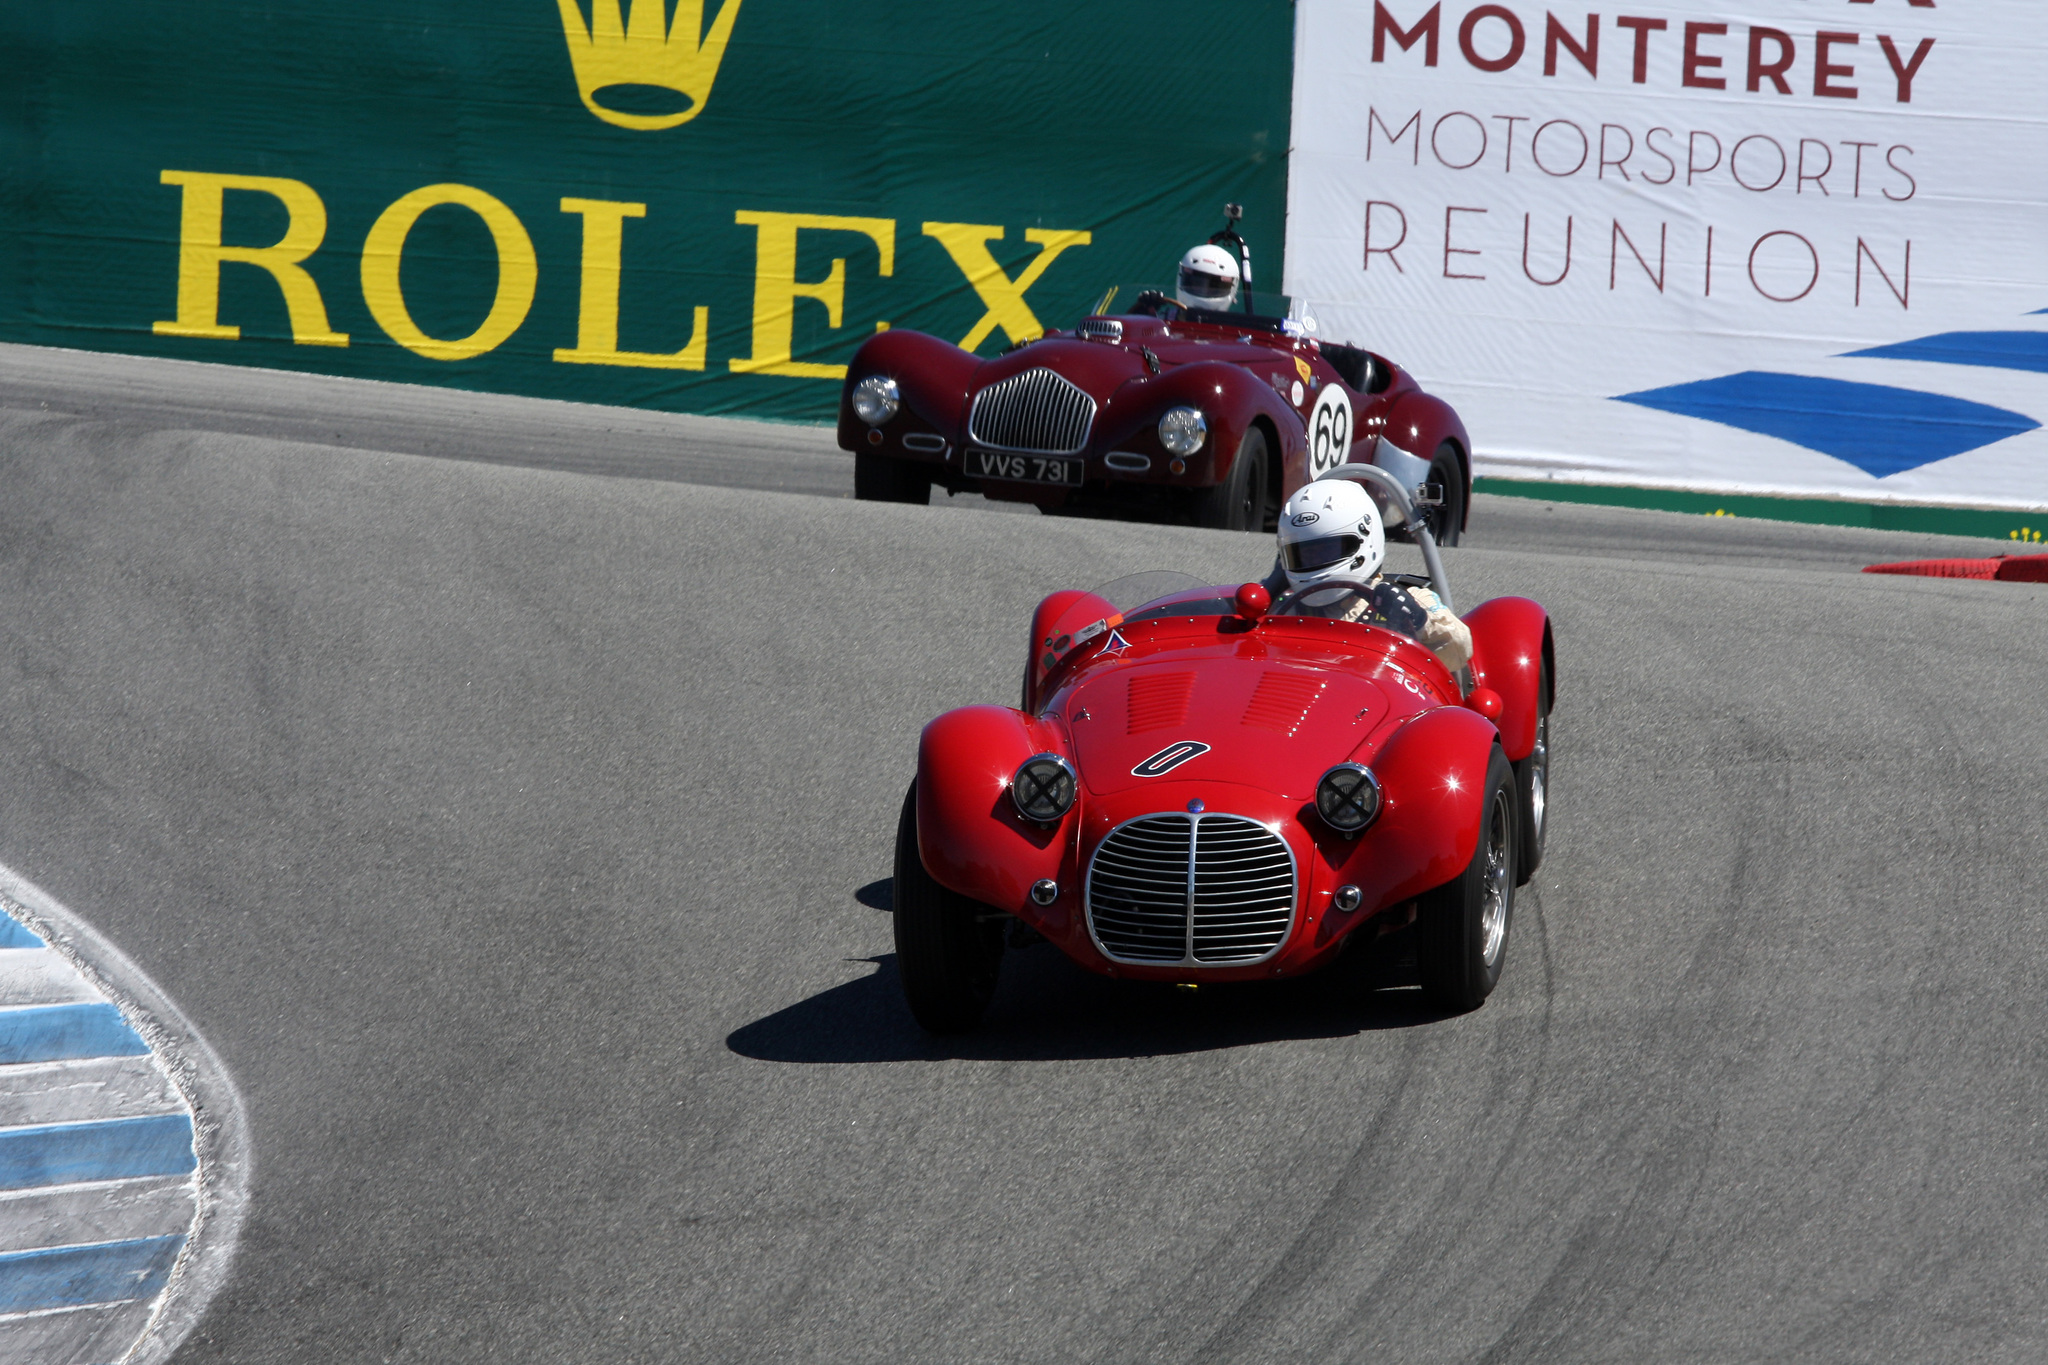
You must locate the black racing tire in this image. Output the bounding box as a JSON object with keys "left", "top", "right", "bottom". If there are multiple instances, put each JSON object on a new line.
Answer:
{"left": 1416, "top": 746, "right": 1517, "bottom": 1012}
{"left": 1513, "top": 652, "right": 1551, "bottom": 886}
{"left": 854, "top": 450, "right": 932, "bottom": 504}
{"left": 1189, "top": 427, "right": 1270, "bottom": 532}
{"left": 892, "top": 781, "right": 1004, "bottom": 1033}
{"left": 1422, "top": 442, "right": 1465, "bottom": 547}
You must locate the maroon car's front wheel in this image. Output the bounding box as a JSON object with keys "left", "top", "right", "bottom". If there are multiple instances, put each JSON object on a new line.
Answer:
{"left": 1188, "top": 427, "right": 1270, "bottom": 532}
{"left": 893, "top": 782, "right": 1005, "bottom": 1032}
{"left": 855, "top": 451, "right": 932, "bottom": 504}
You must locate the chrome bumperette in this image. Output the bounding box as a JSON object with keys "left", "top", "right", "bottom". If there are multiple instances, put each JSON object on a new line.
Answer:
{"left": 1085, "top": 813, "right": 1297, "bottom": 966}
{"left": 968, "top": 368, "right": 1097, "bottom": 455}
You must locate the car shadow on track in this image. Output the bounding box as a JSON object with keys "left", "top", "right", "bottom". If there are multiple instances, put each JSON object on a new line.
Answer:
{"left": 727, "top": 933, "right": 1454, "bottom": 1065}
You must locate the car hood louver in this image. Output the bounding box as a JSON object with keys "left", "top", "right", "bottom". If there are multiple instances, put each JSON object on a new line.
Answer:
{"left": 1067, "top": 659, "right": 1389, "bottom": 797}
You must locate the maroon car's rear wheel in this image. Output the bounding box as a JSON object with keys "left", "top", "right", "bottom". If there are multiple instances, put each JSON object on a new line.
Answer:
{"left": 1416, "top": 746, "right": 1516, "bottom": 1012}
{"left": 893, "top": 782, "right": 1004, "bottom": 1032}
{"left": 855, "top": 451, "right": 932, "bottom": 504}
{"left": 1421, "top": 443, "right": 1465, "bottom": 547}
{"left": 1189, "top": 427, "right": 1270, "bottom": 532}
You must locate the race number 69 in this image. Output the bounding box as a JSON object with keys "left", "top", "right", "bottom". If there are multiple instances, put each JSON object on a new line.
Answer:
{"left": 1308, "top": 386, "right": 1353, "bottom": 477}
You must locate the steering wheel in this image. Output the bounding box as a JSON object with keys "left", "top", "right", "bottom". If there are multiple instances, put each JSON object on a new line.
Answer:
{"left": 1267, "top": 579, "right": 1381, "bottom": 619}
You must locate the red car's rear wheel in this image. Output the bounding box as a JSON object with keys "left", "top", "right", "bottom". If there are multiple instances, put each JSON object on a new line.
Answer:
{"left": 893, "top": 782, "right": 1004, "bottom": 1032}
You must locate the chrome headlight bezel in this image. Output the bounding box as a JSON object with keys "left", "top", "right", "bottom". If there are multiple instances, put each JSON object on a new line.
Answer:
{"left": 1315, "top": 763, "right": 1383, "bottom": 833}
{"left": 1010, "top": 752, "right": 1078, "bottom": 824}
{"left": 1157, "top": 406, "right": 1207, "bottom": 456}
{"left": 851, "top": 374, "right": 902, "bottom": 426}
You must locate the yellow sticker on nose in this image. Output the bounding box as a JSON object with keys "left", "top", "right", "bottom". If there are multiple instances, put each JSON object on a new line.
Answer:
{"left": 1294, "top": 356, "right": 1313, "bottom": 383}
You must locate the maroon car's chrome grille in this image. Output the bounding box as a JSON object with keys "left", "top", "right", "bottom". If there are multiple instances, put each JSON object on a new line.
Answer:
{"left": 968, "top": 367, "right": 1096, "bottom": 455}
{"left": 1086, "top": 814, "right": 1296, "bottom": 966}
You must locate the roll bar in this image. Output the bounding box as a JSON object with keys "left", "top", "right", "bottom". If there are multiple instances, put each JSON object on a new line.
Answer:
{"left": 1318, "top": 463, "right": 1454, "bottom": 611}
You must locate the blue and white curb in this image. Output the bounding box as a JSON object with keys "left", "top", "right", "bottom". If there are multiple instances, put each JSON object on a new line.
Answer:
{"left": 0, "top": 865, "right": 248, "bottom": 1365}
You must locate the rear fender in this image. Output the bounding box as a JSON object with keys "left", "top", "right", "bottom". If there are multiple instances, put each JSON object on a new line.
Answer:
{"left": 1382, "top": 391, "right": 1472, "bottom": 508}
{"left": 1024, "top": 589, "right": 1120, "bottom": 712}
{"left": 916, "top": 705, "right": 1072, "bottom": 916}
{"left": 1320, "top": 706, "right": 1500, "bottom": 912}
{"left": 1464, "top": 597, "right": 1551, "bottom": 762}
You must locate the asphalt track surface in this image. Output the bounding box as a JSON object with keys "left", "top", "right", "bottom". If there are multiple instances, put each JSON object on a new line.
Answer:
{"left": 2, "top": 343, "right": 2045, "bottom": 1363}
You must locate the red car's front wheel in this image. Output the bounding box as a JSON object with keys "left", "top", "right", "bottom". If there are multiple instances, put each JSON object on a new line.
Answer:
{"left": 892, "top": 782, "right": 1005, "bottom": 1032}
{"left": 1416, "top": 746, "right": 1517, "bottom": 1012}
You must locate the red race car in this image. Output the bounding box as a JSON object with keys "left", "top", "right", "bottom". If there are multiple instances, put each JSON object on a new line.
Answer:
{"left": 839, "top": 289, "right": 1474, "bottom": 542}
{"left": 893, "top": 466, "right": 1551, "bottom": 1031}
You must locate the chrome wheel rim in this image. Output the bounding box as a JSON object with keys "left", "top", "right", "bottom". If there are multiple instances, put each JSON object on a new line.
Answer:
{"left": 1479, "top": 790, "right": 1512, "bottom": 969}
{"left": 1528, "top": 710, "right": 1548, "bottom": 846}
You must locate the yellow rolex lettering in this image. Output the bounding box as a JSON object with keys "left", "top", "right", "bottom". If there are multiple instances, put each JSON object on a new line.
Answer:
{"left": 730, "top": 211, "right": 895, "bottom": 379}
{"left": 554, "top": 198, "right": 707, "bottom": 370}
{"left": 361, "top": 184, "right": 537, "bottom": 362}
{"left": 153, "top": 170, "right": 347, "bottom": 347}
{"left": 921, "top": 223, "right": 1092, "bottom": 352}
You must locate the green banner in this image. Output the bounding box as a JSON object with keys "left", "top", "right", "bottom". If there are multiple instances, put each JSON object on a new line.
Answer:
{"left": 1, "top": 2, "right": 1294, "bottom": 422}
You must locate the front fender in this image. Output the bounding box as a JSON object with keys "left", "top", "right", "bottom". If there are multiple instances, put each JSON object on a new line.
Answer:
{"left": 1095, "top": 361, "right": 1301, "bottom": 486}
{"left": 837, "top": 329, "right": 979, "bottom": 452}
{"left": 916, "top": 705, "right": 1072, "bottom": 915}
{"left": 1464, "top": 597, "right": 1551, "bottom": 762}
{"left": 1315, "top": 705, "right": 1501, "bottom": 915}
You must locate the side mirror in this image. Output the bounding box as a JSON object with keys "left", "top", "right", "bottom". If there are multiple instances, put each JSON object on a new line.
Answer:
{"left": 1234, "top": 582, "right": 1271, "bottom": 620}
{"left": 1465, "top": 687, "right": 1503, "bottom": 722}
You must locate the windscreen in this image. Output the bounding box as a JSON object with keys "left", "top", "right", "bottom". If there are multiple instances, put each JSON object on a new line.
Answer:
{"left": 1088, "top": 571, "right": 1212, "bottom": 614}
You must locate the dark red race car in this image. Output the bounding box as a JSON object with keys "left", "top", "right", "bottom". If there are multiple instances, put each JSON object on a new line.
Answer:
{"left": 893, "top": 466, "right": 1551, "bottom": 1031}
{"left": 839, "top": 293, "right": 1474, "bottom": 542}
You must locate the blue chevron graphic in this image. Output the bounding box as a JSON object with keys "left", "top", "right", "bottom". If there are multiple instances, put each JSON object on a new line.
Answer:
{"left": 1844, "top": 331, "right": 2048, "bottom": 374}
{"left": 1614, "top": 306, "right": 2046, "bottom": 477}
{"left": 1616, "top": 372, "right": 2039, "bottom": 477}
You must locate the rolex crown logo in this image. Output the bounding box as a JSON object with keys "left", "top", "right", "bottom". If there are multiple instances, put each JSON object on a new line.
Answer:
{"left": 556, "top": 0, "right": 745, "bottom": 131}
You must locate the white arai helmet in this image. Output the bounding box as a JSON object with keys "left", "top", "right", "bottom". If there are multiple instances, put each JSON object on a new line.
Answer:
{"left": 1175, "top": 243, "right": 1241, "bottom": 310}
{"left": 1277, "top": 479, "right": 1386, "bottom": 592}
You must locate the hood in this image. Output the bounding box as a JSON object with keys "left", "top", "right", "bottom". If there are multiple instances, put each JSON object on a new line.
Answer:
{"left": 1064, "top": 654, "right": 1390, "bottom": 800}
{"left": 975, "top": 337, "right": 1148, "bottom": 398}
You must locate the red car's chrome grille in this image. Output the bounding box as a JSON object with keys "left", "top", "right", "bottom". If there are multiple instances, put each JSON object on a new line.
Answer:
{"left": 1086, "top": 814, "right": 1296, "bottom": 966}
{"left": 968, "top": 368, "right": 1096, "bottom": 455}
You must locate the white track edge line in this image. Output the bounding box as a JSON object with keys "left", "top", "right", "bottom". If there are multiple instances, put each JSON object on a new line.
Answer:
{"left": 0, "top": 862, "right": 250, "bottom": 1365}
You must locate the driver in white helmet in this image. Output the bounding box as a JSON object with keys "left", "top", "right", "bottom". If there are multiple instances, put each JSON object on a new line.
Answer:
{"left": 1176, "top": 243, "right": 1241, "bottom": 311}
{"left": 1273, "top": 478, "right": 1472, "bottom": 671}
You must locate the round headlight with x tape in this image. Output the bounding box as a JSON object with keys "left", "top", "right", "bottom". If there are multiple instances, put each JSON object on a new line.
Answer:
{"left": 1315, "top": 763, "right": 1382, "bottom": 833}
{"left": 1011, "top": 753, "right": 1077, "bottom": 823}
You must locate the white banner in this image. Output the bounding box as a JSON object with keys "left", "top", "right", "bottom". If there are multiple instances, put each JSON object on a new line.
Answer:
{"left": 1284, "top": 1, "right": 2048, "bottom": 510}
